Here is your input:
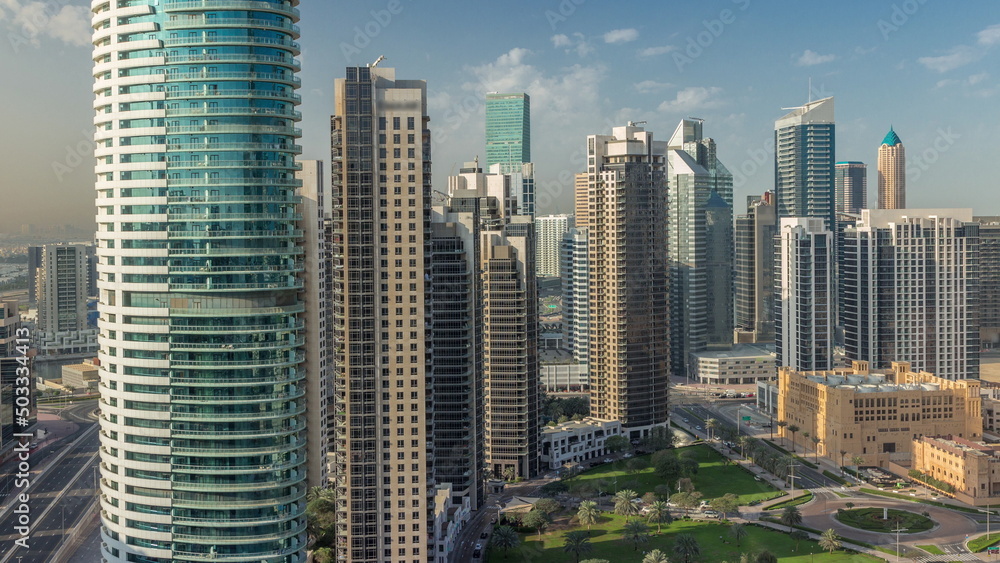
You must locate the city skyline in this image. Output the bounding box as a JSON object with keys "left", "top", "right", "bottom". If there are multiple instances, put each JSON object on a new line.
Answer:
{"left": 3, "top": 2, "right": 1000, "bottom": 228}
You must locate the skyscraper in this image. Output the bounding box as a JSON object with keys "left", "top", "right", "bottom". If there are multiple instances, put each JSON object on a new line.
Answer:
{"left": 331, "top": 66, "right": 435, "bottom": 562}
{"left": 774, "top": 97, "right": 836, "bottom": 229}
{"left": 975, "top": 216, "right": 1000, "bottom": 349}
{"left": 842, "top": 209, "right": 979, "bottom": 380}
{"left": 776, "top": 217, "right": 834, "bottom": 371}
{"left": 93, "top": 2, "right": 308, "bottom": 561}
{"left": 561, "top": 228, "right": 589, "bottom": 365}
{"left": 534, "top": 214, "right": 573, "bottom": 277}
{"left": 835, "top": 161, "right": 867, "bottom": 214}
{"left": 584, "top": 123, "right": 670, "bottom": 439}
{"left": 485, "top": 93, "right": 530, "bottom": 169}
{"left": 35, "top": 244, "right": 93, "bottom": 355}
{"left": 734, "top": 193, "right": 778, "bottom": 343}
{"left": 878, "top": 127, "right": 906, "bottom": 209}
{"left": 666, "top": 119, "right": 734, "bottom": 376}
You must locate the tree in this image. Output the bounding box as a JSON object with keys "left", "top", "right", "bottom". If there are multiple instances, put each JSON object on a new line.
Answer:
{"left": 576, "top": 500, "right": 601, "bottom": 530}
{"left": 819, "top": 528, "right": 842, "bottom": 554}
{"left": 642, "top": 426, "right": 675, "bottom": 451}
{"left": 710, "top": 493, "right": 740, "bottom": 518}
{"left": 755, "top": 551, "right": 778, "bottom": 563}
{"left": 307, "top": 486, "right": 335, "bottom": 503}
{"left": 780, "top": 506, "right": 803, "bottom": 532}
{"left": 839, "top": 449, "right": 848, "bottom": 475}
{"left": 622, "top": 519, "right": 650, "bottom": 551}
{"left": 670, "top": 491, "right": 702, "bottom": 515}
{"left": 562, "top": 530, "right": 593, "bottom": 563}
{"left": 737, "top": 435, "right": 752, "bottom": 459}
{"left": 491, "top": 525, "right": 520, "bottom": 558}
{"left": 811, "top": 436, "right": 821, "bottom": 462}
{"left": 502, "top": 466, "right": 517, "bottom": 482}
{"left": 306, "top": 492, "right": 337, "bottom": 547}
{"left": 312, "top": 548, "right": 334, "bottom": 563}
{"left": 654, "top": 484, "right": 672, "bottom": 500}
{"left": 642, "top": 492, "right": 658, "bottom": 505}
{"left": 655, "top": 455, "right": 682, "bottom": 482}
{"left": 672, "top": 533, "right": 701, "bottom": 563}
{"left": 851, "top": 455, "right": 864, "bottom": 469}
{"left": 626, "top": 457, "right": 649, "bottom": 476}
{"left": 642, "top": 549, "right": 670, "bottom": 563}
{"left": 580, "top": 560, "right": 611, "bottom": 563}
{"left": 522, "top": 509, "right": 551, "bottom": 538}
{"left": 706, "top": 418, "right": 718, "bottom": 441}
{"left": 646, "top": 500, "right": 672, "bottom": 533}
{"left": 776, "top": 420, "right": 788, "bottom": 441}
{"left": 613, "top": 489, "right": 640, "bottom": 521}
{"left": 605, "top": 435, "right": 631, "bottom": 456}
{"left": 729, "top": 522, "right": 748, "bottom": 547}
{"left": 844, "top": 502, "right": 854, "bottom": 509}
{"left": 534, "top": 497, "right": 561, "bottom": 515}
{"left": 483, "top": 467, "right": 495, "bottom": 481}
{"left": 789, "top": 530, "right": 808, "bottom": 551}
{"left": 676, "top": 477, "right": 694, "bottom": 493}
{"left": 679, "top": 457, "right": 699, "bottom": 478}
{"left": 787, "top": 424, "right": 800, "bottom": 452}
{"left": 801, "top": 431, "right": 810, "bottom": 457}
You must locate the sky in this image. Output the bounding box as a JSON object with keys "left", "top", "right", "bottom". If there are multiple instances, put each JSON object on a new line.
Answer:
{"left": 1, "top": 0, "right": 999, "bottom": 231}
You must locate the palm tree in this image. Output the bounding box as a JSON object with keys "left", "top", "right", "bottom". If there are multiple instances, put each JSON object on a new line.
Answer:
{"left": 729, "top": 522, "right": 748, "bottom": 547}
{"left": 789, "top": 530, "right": 808, "bottom": 551}
{"left": 502, "top": 466, "right": 517, "bottom": 482}
{"left": 613, "top": 489, "right": 640, "bottom": 521}
{"left": 483, "top": 467, "right": 495, "bottom": 481}
{"left": 307, "top": 486, "right": 335, "bottom": 502}
{"left": 563, "top": 530, "right": 593, "bottom": 563}
{"left": 801, "top": 431, "right": 810, "bottom": 456}
{"left": 737, "top": 435, "right": 751, "bottom": 459}
{"left": 787, "top": 424, "right": 800, "bottom": 452}
{"left": 622, "top": 519, "right": 650, "bottom": 551}
{"left": 776, "top": 420, "right": 788, "bottom": 445}
{"left": 577, "top": 500, "right": 601, "bottom": 530}
{"left": 839, "top": 450, "right": 848, "bottom": 475}
{"left": 706, "top": 418, "right": 718, "bottom": 441}
{"left": 819, "top": 528, "right": 842, "bottom": 554}
{"left": 780, "top": 506, "right": 803, "bottom": 532}
{"left": 312, "top": 548, "right": 334, "bottom": 563}
{"left": 642, "top": 549, "right": 670, "bottom": 563}
{"left": 811, "top": 436, "right": 821, "bottom": 462}
{"left": 491, "top": 525, "right": 520, "bottom": 559}
{"left": 646, "top": 500, "right": 672, "bottom": 533}
{"left": 672, "top": 533, "right": 701, "bottom": 563}
{"left": 851, "top": 455, "right": 864, "bottom": 470}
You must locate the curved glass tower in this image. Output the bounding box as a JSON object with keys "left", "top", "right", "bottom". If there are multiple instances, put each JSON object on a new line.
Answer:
{"left": 91, "top": 1, "right": 306, "bottom": 561}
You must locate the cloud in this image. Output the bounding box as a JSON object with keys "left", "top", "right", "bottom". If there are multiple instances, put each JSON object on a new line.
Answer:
{"left": 550, "top": 32, "right": 593, "bottom": 57}
{"left": 919, "top": 23, "right": 1000, "bottom": 72}
{"left": 657, "top": 86, "right": 723, "bottom": 113}
{"left": 638, "top": 45, "right": 674, "bottom": 57}
{"left": 978, "top": 24, "right": 1000, "bottom": 46}
{"left": 603, "top": 28, "right": 639, "bottom": 44}
{"left": 0, "top": 1, "right": 91, "bottom": 48}
{"left": 796, "top": 49, "right": 837, "bottom": 66}
{"left": 634, "top": 80, "right": 672, "bottom": 93}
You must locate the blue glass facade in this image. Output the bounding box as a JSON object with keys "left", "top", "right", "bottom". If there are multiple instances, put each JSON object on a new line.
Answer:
{"left": 92, "top": 1, "right": 306, "bottom": 561}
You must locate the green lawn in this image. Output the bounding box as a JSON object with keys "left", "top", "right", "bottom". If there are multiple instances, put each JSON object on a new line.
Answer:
{"left": 563, "top": 444, "right": 783, "bottom": 505}
{"left": 835, "top": 508, "right": 934, "bottom": 533}
{"left": 917, "top": 544, "right": 945, "bottom": 554}
{"left": 486, "top": 514, "right": 880, "bottom": 562}
{"left": 968, "top": 532, "right": 1000, "bottom": 552}
{"left": 765, "top": 492, "right": 814, "bottom": 511}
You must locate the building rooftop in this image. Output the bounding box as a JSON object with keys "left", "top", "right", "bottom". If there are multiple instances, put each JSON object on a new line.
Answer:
{"left": 541, "top": 417, "right": 617, "bottom": 435}
{"left": 692, "top": 343, "right": 776, "bottom": 360}
{"left": 923, "top": 435, "right": 1000, "bottom": 457}
{"left": 881, "top": 126, "right": 902, "bottom": 147}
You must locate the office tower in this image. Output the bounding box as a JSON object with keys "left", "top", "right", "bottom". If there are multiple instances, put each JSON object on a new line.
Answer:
{"left": 878, "top": 127, "right": 906, "bottom": 209}
{"left": 734, "top": 193, "right": 778, "bottom": 343}
{"left": 0, "top": 300, "right": 29, "bottom": 459}
{"left": 92, "top": 3, "right": 307, "bottom": 561}
{"left": 534, "top": 214, "right": 573, "bottom": 277}
{"left": 490, "top": 161, "right": 535, "bottom": 219}
{"left": 561, "top": 228, "right": 589, "bottom": 365}
{"left": 666, "top": 119, "right": 734, "bottom": 376}
{"left": 574, "top": 173, "right": 589, "bottom": 229}
{"left": 842, "top": 209, "right": 980, "bottom": 380}
{"left": 776, "top": 217, "right": 834, "bottom": 371}
{"left": 35, "top": 243, "right": 96, "bottom": 355}
{"left": 975, "top": 216, "right": 1000, "bottom": 349}
{"left": 26, "top": 246, "right": 42, "bottom": 304}
{"left": 485, "top": 93, "right": 530, "bottom": 169}
{"left": 584, "top": 123, "right": 670, "bottom": 438}
{"left": 331, "top": 66, "right": 436, "bottom": 562}
{"left": 835, "top": 161, "right": 867, "bottom": 214}
{"left": 774, "top": 96, "right": 836, "bottom": 229}
{"left": 297, "top": 160, "right": 329, "bottom": 489}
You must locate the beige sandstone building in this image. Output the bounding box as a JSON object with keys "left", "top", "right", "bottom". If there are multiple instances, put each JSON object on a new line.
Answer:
{"left": 778, "top": 361, "right": 981, "bottom": 468}
{"left": 912, "top": 435, "right": 1000, "bottom": 506}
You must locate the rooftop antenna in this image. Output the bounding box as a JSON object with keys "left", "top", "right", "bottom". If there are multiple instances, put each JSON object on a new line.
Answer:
{"left": 370, "top": 55, "right": 385, "bottom": 68}
{"left": 808, "top": 77, "right": 812, "bottom": 103}
{"left": 627, "top": 120, "right": 647, "bottom": 127}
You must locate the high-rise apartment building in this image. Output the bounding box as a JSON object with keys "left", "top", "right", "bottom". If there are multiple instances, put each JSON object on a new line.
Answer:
{"left": 776, "top": 217, "right": 834, "bottom": 371}
{"left": 584, "top": 123, "right": 670, "bottom": 438}
{"left": 26, "top": 246, "right": 42, "bottom": 304}
{"left": 877, "top": 127, "right": 905, "bottom": 209}
{"left": 561, "top": 228, "right": 589, "bottom": 365}
{"left": 485, "top": 93, "right": 530, "bottom": 169}
{"left": 0, "top": 300, "right": 29, "bottom": 460}
{"left": 835, "top": 161, "right": 867, "bottom": 214}
{"left": 842, "top": 209, "right": 979, "bottom": 380}
{"left": 574, "top": 173, "right": 589, "bottom": 230}
{"left": 975, "top": 216, "right": 1000, "bottom": 348}
{"left": 774, "top": 97, "right": 836, "bottom": 229}
{"left": 35, "top": 243, "right": 96, "bottom": 354}
{"left": 734, "top": 193, "right": 778, "bottom": 343}
{"left": 535, "top": 214, "right": 573, "bottom": 277}
{"left": 330, "top": 65, "right": 435, "bottom": 562}
{"left": 666, "top": 119, "right": 734, "bottom": 376}
{"left": 92, "top": 2, "right": 308, "bottom": 561}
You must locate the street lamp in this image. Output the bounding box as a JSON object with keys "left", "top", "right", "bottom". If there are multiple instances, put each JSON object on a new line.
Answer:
{"left": 892, "top": 523, "right": 906, "bottom": 561}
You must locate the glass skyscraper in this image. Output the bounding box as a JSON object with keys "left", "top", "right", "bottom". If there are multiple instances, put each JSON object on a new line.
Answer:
{"left": 774, "top": 97, "right": 836, "bottom": 229}
{"left": 485, "top": 93, "right": 530, "bottom": 169}
{"left": 91, "top": 1, "right": 307, "bottom": 561}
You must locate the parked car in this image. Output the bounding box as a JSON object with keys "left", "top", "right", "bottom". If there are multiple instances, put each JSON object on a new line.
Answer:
{"left": 623, "top": 453, "right": 633, "bottom": 459}
{"left": 603, "top": 458, "right": 613, "bottom": 463}
{"left": 703, "top": 510, "right": 720, "bottom": 518}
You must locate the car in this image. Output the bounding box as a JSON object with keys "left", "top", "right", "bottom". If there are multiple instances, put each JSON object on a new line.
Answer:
{"left": 475, "top": 543, "right": 482, "bottom": 550}
{"left": 622, "top": 453, "right": 633, "bottom": 459}
{"left": 703, "top": 510, "right": 720, "bottom": 517}
{"left": 490, "top": 517, "right": 496, "bottom": 524}
{"left": 473, "top": 549, "right": 482, "bottom": 558}
{"left": 603, "top": 458, "right": 613, "bottom": 463}
{"left": 480, "top": 532, "right": 489, "bottom": 539}
{"left": 695, "top": 425, "right": 703, "bottom": 430}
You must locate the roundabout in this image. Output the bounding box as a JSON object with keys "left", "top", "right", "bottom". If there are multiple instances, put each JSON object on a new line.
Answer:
{"left": 834, "top": 507, "right": 935, "bottom": 534}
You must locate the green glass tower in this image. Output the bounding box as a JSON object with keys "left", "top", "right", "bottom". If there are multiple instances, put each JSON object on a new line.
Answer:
{"left": 485, "top": 93, "right": 530, "bottom": 168}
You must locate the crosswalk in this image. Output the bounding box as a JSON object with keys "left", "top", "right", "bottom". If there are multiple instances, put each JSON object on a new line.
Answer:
{"left": 912, "top": 550, "right": 981, "bottom": 562}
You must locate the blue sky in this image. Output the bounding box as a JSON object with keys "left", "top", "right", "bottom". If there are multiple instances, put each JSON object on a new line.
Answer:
{"left": 1, "top": 0, "right": 999, "bottom": 228}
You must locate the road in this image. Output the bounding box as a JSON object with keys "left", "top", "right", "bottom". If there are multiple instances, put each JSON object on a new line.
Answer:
{"left": 0, "top": 404, "right": 99, "bottom": 562}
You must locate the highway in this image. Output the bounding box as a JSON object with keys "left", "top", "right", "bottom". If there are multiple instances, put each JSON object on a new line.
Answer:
{"left": 0, "top": 402, "right": 100, "bottom": 562}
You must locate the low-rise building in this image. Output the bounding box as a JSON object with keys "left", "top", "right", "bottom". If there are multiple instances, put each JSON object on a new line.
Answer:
{"left": 691, "top": 344, "right": 776, "bottom": 386}
{"left": 912, "top": 435, "right": 1000, "bottom": 506}
{"left": 540, "top": 417, "right": 623, "bottom": 470}
{"left": 778, "top": 361, "right": 982, "bottom": 468}
{"left": 430, "top": 482, "right": 470, "bottom": 563}
{"left": 61, "top": 359, "right": 99, "bottom": 392}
